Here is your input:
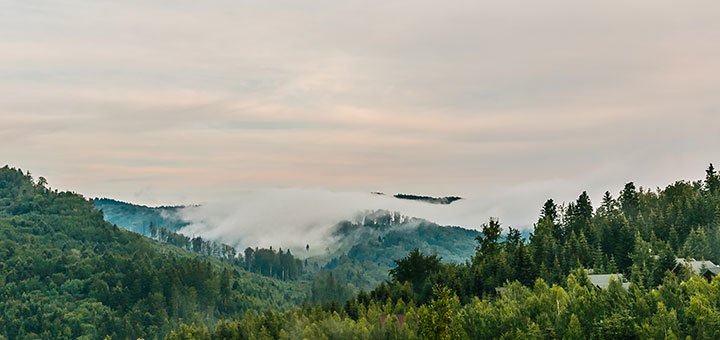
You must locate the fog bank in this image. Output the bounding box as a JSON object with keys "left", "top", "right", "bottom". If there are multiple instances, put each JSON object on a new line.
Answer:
{"left": 177, "top": 188, "right": 514, "bottom": 252}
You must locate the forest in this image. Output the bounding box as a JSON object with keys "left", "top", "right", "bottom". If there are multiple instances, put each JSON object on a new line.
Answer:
{"left": 0, "top": 166, "right": 307, "bottom": 339}
{"left": 1, "top": 164, "right": 720, "bottom": 339}
{"left": 95, "top": 199, "right": 306, "bottom": 282}
{"left": 168, "top": 164, "right": 720, "bottom": 339}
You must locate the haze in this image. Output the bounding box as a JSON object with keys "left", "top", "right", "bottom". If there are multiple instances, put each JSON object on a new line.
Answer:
{"left": 2, "top": 0, "right": 719, "bottom": 228}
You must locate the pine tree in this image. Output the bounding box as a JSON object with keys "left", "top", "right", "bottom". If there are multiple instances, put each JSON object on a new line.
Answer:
{"left": 705, "top": 163, "right": 720, "bottom": 194}
{"left": 541, "top": 199, "right": 559, "bottom": 224}
{"left": 475, "top": 218, "right": 502, "bottom": 258}
{"left": 566, "top": 192, "right": 593, "bottom": 238}
{"left": 600, "top": 191, "right": 617, "bottom": 212}
{"left": 419, "top": 285, "right": 466, "bottom": 340}
{"left": 540, "top": 199, "right": 565, "bottom": 242}
{"left": 620, "top": 182, "right": 640, "bottom": 220}
{"left": 652, "top": 243, "right": 676, "bottom": 286}
{"left": 683, "top": 227, "right": 711, "bottom": 260}
{"left": 629, "top": 234, "right": 652, "bottom": 288}
{"left": 565, "top": 314, "right": 584, "bottom": 339}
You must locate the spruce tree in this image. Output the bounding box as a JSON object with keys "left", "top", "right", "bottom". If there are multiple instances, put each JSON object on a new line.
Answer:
{"left": 705, "top": 163, "right": 720, "bottom": 194}
{"left": 620, "top": 182, "right": 640, "bottom": 220}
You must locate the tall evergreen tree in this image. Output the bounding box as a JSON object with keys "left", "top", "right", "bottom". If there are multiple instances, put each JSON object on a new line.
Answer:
{"left": 541, "top": 199, "right": 559, "bottom": 223}
{"left": 566, "top": 192, "right": 593, "bottom": 238}
{"left": 540, "top": 198, "right": 565, "bottom": 242}
{"left": 475, "top": 218, "right": 502, "bottom": 258}
{"left": 620, "top": 182, "right": 640, "bottom": 220}
{"left": 705, "top": 163, "right": 720, "bottom": 194}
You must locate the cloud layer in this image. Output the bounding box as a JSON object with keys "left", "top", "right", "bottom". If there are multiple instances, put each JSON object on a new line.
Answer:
{"left": 1, "top": 0, "right": 719, "bottom": 228}
{"left": 177, "top": 189, "right": 501, "bottom": 252}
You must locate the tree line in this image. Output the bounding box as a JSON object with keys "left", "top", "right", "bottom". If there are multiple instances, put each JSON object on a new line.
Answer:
{"left": 168, "top": 163, "right": 720, "bottom": 339}
{"left": 3, "top": 163, "right": 720, "bottom": 339}
{"left": 169, "top": 269, "right": 717, "bottom": 339}
{"left": 0, "top": 166, "right": 307, "bottom": 339}
{"left": 148, "top": 222, "right": 305, "bottom": 281}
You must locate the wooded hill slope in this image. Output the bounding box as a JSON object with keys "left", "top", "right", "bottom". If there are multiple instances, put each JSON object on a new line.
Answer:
{"left": 0, "top": 166, "right": 307, "bottom": 340}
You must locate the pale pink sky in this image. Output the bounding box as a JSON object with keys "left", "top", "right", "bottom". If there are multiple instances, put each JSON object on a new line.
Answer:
{"left": 1, "top": 0, "right": 719, "bottom": 226}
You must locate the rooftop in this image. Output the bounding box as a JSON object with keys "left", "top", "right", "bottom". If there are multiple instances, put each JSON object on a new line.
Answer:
{"left": 588, "top": 274, "right": 630, "bottom": 290}
{"left": 674, "top": 258, "right": 720, "bottom": 274}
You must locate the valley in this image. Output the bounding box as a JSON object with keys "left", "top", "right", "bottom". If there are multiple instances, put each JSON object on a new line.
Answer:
{"left": 3, "top": 164, "right": 720, "bottom": 339}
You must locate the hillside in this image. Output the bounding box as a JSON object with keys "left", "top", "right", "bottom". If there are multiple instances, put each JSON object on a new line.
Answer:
{"left": 0, "top": 166, "right": 307, "bottom": 339}
{"left": 5, "top": 164, "right": 720, "bottom": 339}
{"left": 312, "top": 211, "right": 479, "bottom": 290}
{"left": 168, "top": 164, "right": 720, "bottom": 339}
{"left": 94, "top": 198, "right": 188, "bottom": 236}
{"left": 92, "top": 199, "right": 484, "bottom": 291}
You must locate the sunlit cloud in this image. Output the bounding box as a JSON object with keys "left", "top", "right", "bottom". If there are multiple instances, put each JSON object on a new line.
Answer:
{"left": 1, "top": 0, "right": 719, "bottom": 228}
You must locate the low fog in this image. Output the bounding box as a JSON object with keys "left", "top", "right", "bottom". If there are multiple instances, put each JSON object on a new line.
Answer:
{"left": 173, "top": 160, "right": 714, "bottom": 254}
{"left": 177, "top": 189, "right": 504, "bottom": 253}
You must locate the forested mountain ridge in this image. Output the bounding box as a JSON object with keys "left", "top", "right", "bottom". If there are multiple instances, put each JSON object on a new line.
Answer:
{"left": 313, "top": 211, "right": 480, "bottom": 291}
{"left": 167, "top": 164, "right": 720, "bottom": 339}
{"left": 94, "top": 198, "right": 188, "bottom": 236}
{"left": 5, "top": 163, "right": 720, "bottom": 339}
{"left": 93, "top": 200, "right": 484, "bottom": 290}
{"left": 95, "top": 199, "right": 482, "bottom": 265}
{"left": 95, "top": 199, "right": 307, "bottom": 282}
{"left": 0, "top": 166, "right": 308, "bottom": 339}
{"left": 328, "top": 210, "right": 479, "bottom": 265}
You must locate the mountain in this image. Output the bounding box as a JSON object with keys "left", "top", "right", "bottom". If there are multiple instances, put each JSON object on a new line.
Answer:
{"left": 94, "top": 198, "right": 189, "bottom": 236}
{"left": 92, "top": 199, "right": 483, "bottom": 291}
{"left": 166, "top": 163, "right": 720, "bottom": 339}
{"left": 7, "top": 163, "right": 720, "bottom": 339}
{"left": 0, "top": 166, "right": 307, "bottom": 339}
{"left": 313, "top": 211, "right": 480, "bottom": 290}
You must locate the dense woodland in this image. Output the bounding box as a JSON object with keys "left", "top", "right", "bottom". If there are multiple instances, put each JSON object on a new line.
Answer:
{"left": 2, "top": 164, "right": 720, "bottom": 339}
{"left": 150, "top": 226, "right": 305, "bottom": 282}
{"left": 96, "top": 200, "right": 306, "bottom": 282}
{"left": 0, "top": 166, "right": 307, "bottom": 339}
{"left": 320, "top": 213, "right": 479, "bottom": 292}
{"left": 100, "top": 200, "right": 481, "bottom": 290}
{"left": 242, "top": 247, "right": 304, "bottom": 281}
{"left": 169, "top": 164, "right": 720, "bottom": 339}
{"left": 168, "top": 270, "right": 720, "bottom": 339}
{"left": 94, "top": 198, "right": 188, "bottom": 235}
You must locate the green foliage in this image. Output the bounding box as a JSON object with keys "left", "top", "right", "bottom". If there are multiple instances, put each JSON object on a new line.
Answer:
{"left": 96, "top": 200, "right": 307, "bottom": 282}
{"left": 242, "top": 246, "right": 304, "bottom": 281}
{"left": 418, "top": 285, "right": 466, "bottom": 340}
{"left": 167, "top": 272, "right": 720, "bottom": 339}
{"left": 0, "top": 166, "right": 307, "bottom": 339}
{"left": 310, "top": 271, "right": 354, "bottom": 306}
{"left": 6, "top": 163, "right": 720, "bottom": 339}
{"left": 94, "top": 198, "right": 188, "bottom": 235}
{"left": 389, "top": 249, "right": 441, "bottom": 290}
{"left": 181, "top": 162, "right": 720, "bottom": 339}
{"left": 318, "top": 212, "right": 480, "bottom": 292}
{"left": 165, "top": 323, "right": 211, "bottom": 340}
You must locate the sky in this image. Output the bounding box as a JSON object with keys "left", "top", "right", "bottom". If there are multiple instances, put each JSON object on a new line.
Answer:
{"left": 1, "top": 0, "right": 720, "bottom": 229}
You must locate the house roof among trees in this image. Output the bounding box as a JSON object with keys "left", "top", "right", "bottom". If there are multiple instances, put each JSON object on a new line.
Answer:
{"left": 674, "top": 258, "right": 720, "bottom": 274}
{"left": 588, "top": 274, "right": 630, "bottom": 289}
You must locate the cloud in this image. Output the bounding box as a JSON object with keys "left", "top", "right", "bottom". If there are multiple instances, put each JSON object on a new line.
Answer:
{"left": 175, "top": 188, "right": 527, "bottom": 253}
{"left": 1, "top": 0, "right": 719, "bottom": 229}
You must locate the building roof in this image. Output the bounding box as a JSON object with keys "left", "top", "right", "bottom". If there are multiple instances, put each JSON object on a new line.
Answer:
{"left": 704, "top": 267, "right": 720, "bottom": 276}
{"left": 674, "top": 258, "right": 719, "bottom": 274}
{"left": 588, "top": 274, "right": 630, "bottom": 289}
